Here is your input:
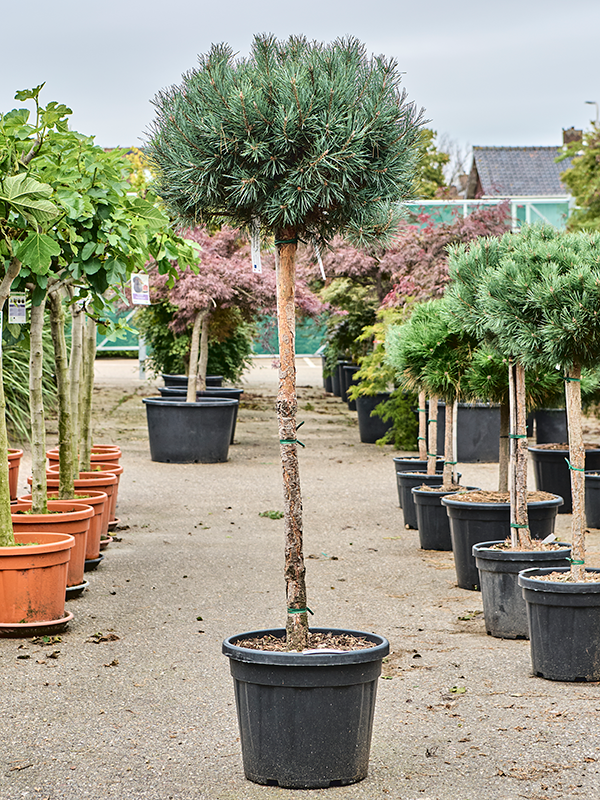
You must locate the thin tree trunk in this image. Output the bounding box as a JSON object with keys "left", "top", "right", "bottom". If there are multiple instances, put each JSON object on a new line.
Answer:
{"left": 186, "top": 309, "right": 207, "bottom": 401}
{"left": 79, "top": 316, "right": 96, "bottom": 472}
{"left": 498, "top": 401, "right": 510, "bottom": 493}
{"left": 196, "top": 313, "right": 210, "bottom": 392}
{"left": 29, "top": 297, "right": 48, "bottom": 514}
{"left": 418, "top": 389, "right": 427, "bottom": 460}
{"left": 48, "top": 290, "right": 75, "bottom": 500}
{"left": 509, "top": 362, "right": 531, "bottom": 548}
{"left": 426, "top": 395, "right": 438, "bottom": 475}
{"left": 0, "top": 257, "right": 21, "bottom": 545}
{"left": 68, "top": 302, "right": 84, "bottom": 478}
{"left": 276, "top": 231, "right": 308, "bottom": 651}
{"left": 566, "top": 365, "right": 585, "bottom": 580}
{"left": 441, "top": 400, "right": 455, "bottom": 490}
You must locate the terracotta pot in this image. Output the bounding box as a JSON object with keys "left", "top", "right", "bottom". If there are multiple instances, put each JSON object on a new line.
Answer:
{"left": 47, "top": 444, "right": 122, "bottom": 468}
{"left": 8, "top": 448, "right": 24, "bottom": 501}
{"left": 48, "top": 462, "right": 123, "bottom": 523}
{"left": 20, "top": 490, "right": 107, "bottom": 562}
{"left": 11, "top": 500, "right": 94, "bottom": 590}
{"left": 0, "top": 532, "right": 75, "bottom": 629}
{"left": 32, "top": 471, "right": 117, "bottom": 539}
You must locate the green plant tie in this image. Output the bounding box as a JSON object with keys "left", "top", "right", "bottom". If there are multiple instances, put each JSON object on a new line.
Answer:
{"left": 427, "top": 419, "right": 437, "bottom": 425}
{"left": 287, "top": 607, "right": 314, "bottom": 615}
{"left": 281, "top": 421, "right": 305, "bottom": 447}
{"left": 417, "top": 436, "right": 426, "bottom": 442}
{"left": 274, "top": 238, "right": 299, "bottom": 245}
{"left": 565, "top": 458, "right": 585, "bottom": 472}
{"left": 564, "top": 376, "right": 581, "bottom": 382}
{"left": 510, "top": 523, "right": 529, "bottom": 529}
{"left": 418, "top": 408, "right": 427, "bottom": 413}
{"left": 427, "top": 453, "right": 438, "bottom": 458}
{"left": 509, "top": 434, "right": 528, "bottom": 439}
{"left": 569, "top": 559, "right": 585, "bottom": 565}
{"left": 445, "top": 460, "right": 457, "bottom": 465}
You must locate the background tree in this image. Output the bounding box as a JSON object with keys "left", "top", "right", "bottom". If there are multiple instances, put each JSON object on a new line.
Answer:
{"left": 412, "top": 128, "right": 450, "bottom": 199}
{"left": 147, "top": 34, "right": 423, "bottom": 649}
{"left": 559, "top": 125, "right": 600, "bottom": 232}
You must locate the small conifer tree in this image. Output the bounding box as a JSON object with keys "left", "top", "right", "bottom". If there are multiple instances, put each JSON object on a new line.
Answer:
{"left": 146, "top": 34, "right": 423, "bottom": 648}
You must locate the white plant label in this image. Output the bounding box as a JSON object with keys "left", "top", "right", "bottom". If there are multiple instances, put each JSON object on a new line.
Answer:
{"left": 251, "top": 217, "right": 262, "bottom": 273}
{"left": 131, "top": 273, "right": 151, "bottom": 305}
{"left": 312, "top": 237, "right": 326, "bottom": 280}
{"left": 8, "top": 293, "right": 26, "bottom": 324}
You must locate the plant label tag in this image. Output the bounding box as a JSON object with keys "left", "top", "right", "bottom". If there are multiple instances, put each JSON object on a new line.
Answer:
{"left": 8, "top": 293, "right": 26, "bottom": 324}
{"left": 251, "top": 217, "right": 262, "bottom": 273}
{"left": 542, "top": 532, "right": 557, "bottom": 544}
{"left": 131, "top": 274, "right": 150, "bottom": 305}
{"left": 312, "top": 237, "right": 326, "bottom": 280}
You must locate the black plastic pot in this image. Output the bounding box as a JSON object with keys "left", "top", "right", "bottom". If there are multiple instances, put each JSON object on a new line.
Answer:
{"left": 529, "top": 445, "right": 600, "bottom": 513}
{"left": 412, "top": 486, "right": 479, "bottom": 551}
{"left": 143, "top": 397, "right": 237, "bottom": 463}
{"left": 330, "top": 365, "right": 341, "bottom": 397}
{"left": 161, "top": 373, "right": 223, "bottom": 388}
{"left": 519, "top": 567, "right": 600, "bottom": 681}
{"left": 392, "top": 457, "right": 444, "bottom": 508}
{"left": 586, "top": 471, "right": 600, "bottom": 528}
{"left": 473, "top": 541, "right": 571, "bottom": 639}
{"left": 222, "top": 627, "right": 389, "bottom": 789}
{"left": 441, "top": 493, "right": 563, "bottom": 591}
{"left": 321, "top": 357, "right": 333, "bottom": 393}
{"left": 342, "top": 365, "right": 360, "bottom": 411}
{"left": 336, "top": 360, "right": 351, "bottom": 402}
{"left": 436, "top": 402, "right": 500, "bottom": 462}
{"left": 157, "top": 387, "right": 243, "bottom": 443}
{"left": 399, "top": 472, "right": 461, "bottom": 530}
{"left": 535, "top": 408, "right": 568, "bottom": 444}
{"left": 356, "top": 394, "right": 393, "bottom": 443}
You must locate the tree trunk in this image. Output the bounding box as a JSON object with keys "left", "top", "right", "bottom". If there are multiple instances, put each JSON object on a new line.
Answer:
{"left": 0, "top": 257, "right": 22, "bottom": 545}
{"left": 47, "top": 290, "right": 75, "bottom": 500}
{"left": 79, "top": 316, "right": 96, "bottom": 472}
{"left": 68, "top": 301, "right": 84, "bottom": 478}
{"left": 498, "top": 401, "right": 510, "bottom": 493}
{"left": 441, "top": 400, "right": 455, "bottom": 490}
{"left": 509, "top": 362, "right": 531, "bottom": 548}
{"left": 276, "top": 230, "right": 308, "bottom": 651}
{"left": 426, "top": 395, "right": 438, "bottom": 475}
{"left": 186, "top": 309, "right": 208, "bottom": 401}
{"left": 566, "top": 365, "right": 585, "bottom": 580}
{"left": 417, "top": 389, "right": 427, "bottom": 460}
{"left": 196, "top": 313, "right": 210, "bottom": 392}
{"left": 29, "top": 298, "right": 49, "bottom": 514}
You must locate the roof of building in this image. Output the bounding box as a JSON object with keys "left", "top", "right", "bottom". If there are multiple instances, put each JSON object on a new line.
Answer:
{"left": 466, "top": 146, "right": 572, "bottom": 198}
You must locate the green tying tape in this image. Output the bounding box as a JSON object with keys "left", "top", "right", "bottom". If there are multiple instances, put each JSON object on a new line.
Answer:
{"left": 445, "top": 460, "right": 457, "bottom": 465}
{"left": 417, "top": 436, "right": 426, "bottom": 441}
{"left": 427, "top": 453, "right": 438, "bottom": 459}
{"left": 569, "top": 559, "right": 585, "bottom": 565}
{"left": 565, "top": 458, "right": 585, "bottom": 472}
{"left": 564, "top": 376, "right": 581, "bottom": 382}
{"left": 287, "top": 607, "right": 314, "bottom": 615}
{"left": 418, "top": 408, "right": 427, "bottom": 413}
{"left": 427, "top": 419, "right": 437, "bottom": 425}
{"left": 509, "top": 434, "right": 528, "bottom": 439}
{"left": 281, "top": 438, "right": 305, "bottom": 447}
{"left": 510, "top": 523, "right": 529, "bottom": 529}
{"left": 275, "top": 238, "right": 299, "bottom": 245}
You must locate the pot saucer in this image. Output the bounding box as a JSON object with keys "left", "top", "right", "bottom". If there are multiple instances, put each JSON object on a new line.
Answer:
{"left": 66, "top": 580, "right": 89, "bottom": 600}
{"left": 108, "top": 518, "right": 120, "bottom": 532}
{"left": 0, "top": 611, "right": 74, "bottom": 638}
{"left": 99, "top": 535, "right": 113, "bottom": 551}
{"left": 84, "top": 554, "right": 104, "bottom": 571}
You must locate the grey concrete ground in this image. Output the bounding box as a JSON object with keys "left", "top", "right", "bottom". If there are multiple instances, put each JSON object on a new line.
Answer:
{"left": 1, "top": 360, "right": 600, "bottom": 800}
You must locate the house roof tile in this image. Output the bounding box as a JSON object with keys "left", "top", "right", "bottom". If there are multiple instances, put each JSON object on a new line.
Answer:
{"left": 470, "top": 146, "right": 572, "bottom": 197}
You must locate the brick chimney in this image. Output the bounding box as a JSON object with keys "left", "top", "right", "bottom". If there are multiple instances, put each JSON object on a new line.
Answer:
{"left": 563, "top": 127, "right": 583, "bottom": 145}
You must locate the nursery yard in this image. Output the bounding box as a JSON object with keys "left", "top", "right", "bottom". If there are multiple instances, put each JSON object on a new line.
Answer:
{"left": 1, "top": 358, "right": 600, "bottom": 800}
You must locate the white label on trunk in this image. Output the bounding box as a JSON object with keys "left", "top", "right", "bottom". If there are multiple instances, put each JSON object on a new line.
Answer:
{"left": 251, "top": 217, "right": 262, "bottom": 273}
{"left": 8, "top": 293, "right": 26, "bottom": 324}
{"left": 131, "top": 273, "right": 150, "bottom": 305}
{"left": 312, "top": 237, "right": 326, "bottom": 280}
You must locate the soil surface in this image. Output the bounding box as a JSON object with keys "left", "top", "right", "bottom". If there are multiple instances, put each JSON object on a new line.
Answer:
{"left": 452, "top": 490, "right": 557, "bottom": 504}
{"left": 2, "top": 357, "right": 600, "bottom": 800}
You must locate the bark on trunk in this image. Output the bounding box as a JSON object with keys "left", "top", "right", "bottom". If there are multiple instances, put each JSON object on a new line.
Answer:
{"left": 509, "top": 362, "right": 531, "bottom": 548}
{"left": 426, "top": 395, "right": 438, "bottom": 475}
{"left": 48, "top": 290, "right": 75, "bottom": 500}
{"left": 498, "top": 401, "right": 510, "bottom": 493}
{"left": 441, "top": 400, "right": 455, "bottom": 490}
{"left": 186, "top": 310, "right": 208, "bottom": 401}
{"left": 68, "top": 302, "right": 84, "bottom": 478}
{"left": 276, "top": 230, "right": 308, "bottom": 651}
{"left": 29, "top": 298, "right": 48, "bottom": 514}
{"left": 566, "top": 365, "right": 585, "bottom": 580}
{"left": 78, "top": 316, "right": 96, "bottom": 472}
{"left": 418, "top": 389, "right": 427, "bottom": 460}
{"left": 196, "top": 313, "right": 210, "bottom": 392}
{"left": 0, "top": 258, "right": 21, "bottom": 545}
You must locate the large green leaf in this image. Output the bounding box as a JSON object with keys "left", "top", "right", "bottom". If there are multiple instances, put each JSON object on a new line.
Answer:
{"left": 0, "top": 173, "right": 59, "bottom": 224}
{"left": 15, "top": 232, "right": 60, "bottom": 272}
{"left": 125, "top": 197, "right": 168, "bottom": 230}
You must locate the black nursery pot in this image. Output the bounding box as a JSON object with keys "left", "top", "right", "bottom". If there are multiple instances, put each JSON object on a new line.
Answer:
{"left": 519, "top": 568, "right": 600, "bottom": 681}
{"left": 356, "top": 394, "right": 393, "bottom": 444}
{"left": 392, "top": 457, "right": 444, "bottom": 508}
{"left": 535, "top": 408, "right": 568, "bottom": 444}
{"left": 161, "top": 373, "right": 223, "bottom": 388}
{"left": 157, "top": 387, "right": 243, "bottom": 444}
{"left": 222, "top": 628, "right": 389, "bottom": 789}
{"left": 398, "top": 472, "right": 461, "bottom": 530}
{"left": 529, "top": 445, "right": 600, "bottom": 513}
{"left": 441, "top": 493, "right": 563, "bottom": 591}
{"left": 143, "top": 397, "right": 237, "bottom": 463}
{"left": 436, "top": 402, "right": 500, "bottom": 462}
{"left": 336, "top": 360, "right": 351, "bottom": 402}
{"left": 342, "top": 365, "right": 360, "bottom": 411}
{"left": 473, "top": 541, "right": 571, "bottom": 639}
{"left": 412, "top": 485, "right": 478, "bottom": 551}
{"left": 585, "top": 471, "right": 600, "bottom": 528}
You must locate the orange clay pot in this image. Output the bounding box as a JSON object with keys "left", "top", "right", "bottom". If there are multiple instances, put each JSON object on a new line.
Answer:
{"left": 49, "top": 462, "right": 123, "bottom": 523}
{"left": 46, "top": 444, "right": 122, "bottom": 468}
{"left": 20, "top": 490, "right": 107, "bottom": 562}
{"left": 8, "top": 448, "right": 24, "bottom": 501}
{"left": 12, "top": 500, "right": 94, "bottom": 590}
{"left": 37, "top": 471, "right": 117, "bottom": 539}
{"left": 0, "top": 531, "right": 75, "bottom": 627}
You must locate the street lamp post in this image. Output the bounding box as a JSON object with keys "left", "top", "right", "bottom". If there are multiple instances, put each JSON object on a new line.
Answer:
{"left": 585, "top": 100, "right": 599, "bottom": 126}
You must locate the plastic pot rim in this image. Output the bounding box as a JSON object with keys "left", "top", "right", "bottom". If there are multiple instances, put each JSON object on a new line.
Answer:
{"left": 442, "top": 493, "right": 564, "bottom": 511}
{"left": 518, "top": 566, "right": 600, "bottom": 592}
{"left": 142, "top": 397, "right": 238, "bottom": 408}
{"left": 473, "top": 540, "right": 571, "bottom": 562}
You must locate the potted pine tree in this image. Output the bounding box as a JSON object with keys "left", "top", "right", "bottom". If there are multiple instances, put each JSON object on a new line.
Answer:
{"left": 147, "top": 34, "right": 423, "bottom": 787}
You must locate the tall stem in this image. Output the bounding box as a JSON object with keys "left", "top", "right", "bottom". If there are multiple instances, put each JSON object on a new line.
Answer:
{"left": 79, "top": 316, "right": 96, "bottom": 472}
{"left": 276, "top": 231, "right": 308, "bottom": 651}
{"left": 426, "top": 395, "right": 438, "bottom": 475}
{"left": 566, "top": 365, "right": 585, "bottom": 580}
{"left": 441, "top": 400, "right": 454, "bottom": 490}
{"left": 68, "top": 302, "right": 84, "bottom": 478}
{"left": 509, "top": 361, "right": 531, "bottom": 548}
{"left": 29, "top": 297, "right": 48, "bottom": 515}
{"left": 186, "top": 309, "right": 207, "bottom": 401}
{"left": 48, "top": 290, "right": 74, "bottom": 499}
{"left": 196, "top": 313, "right": 210, "bottom": 392}
{"left": 498, "top": 401, "right": 510, "bottom": 493}
{"left": 417, "top": 389, "right": 427, "bottom": 460}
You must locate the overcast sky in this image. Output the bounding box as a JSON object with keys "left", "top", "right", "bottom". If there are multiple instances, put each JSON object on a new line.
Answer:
{"left": 2, "top": 0, "right": 599, "bottom": 162}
